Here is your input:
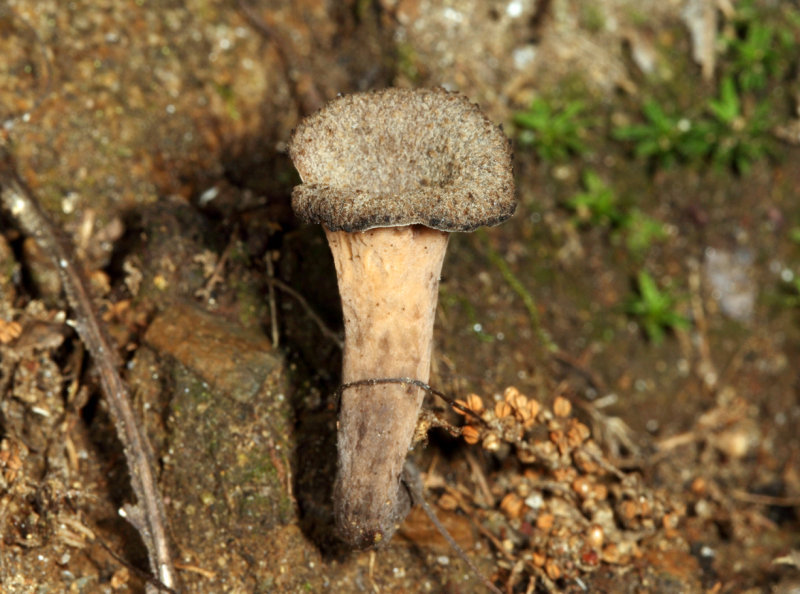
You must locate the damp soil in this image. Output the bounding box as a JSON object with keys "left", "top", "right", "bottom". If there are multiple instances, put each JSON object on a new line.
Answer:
{"left": 1, "top": 1, "right": 799, "bottom": 593}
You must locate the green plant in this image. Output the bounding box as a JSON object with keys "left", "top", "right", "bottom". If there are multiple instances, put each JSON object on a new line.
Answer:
{"left": 625, "top": 271, "right": 689, "bottom": 344}
{"left": 724, "top": 22, "right": 779, "bottom": 92}
{"left": 514, "top": 98, "right": 591, "bottom": 162}
{"left": 622, "top": 210, "right": 668, "bottom": 255}
{"left": 566, "top": 171, "right": 667, "bottom": 257}
{"left": 706, "top": 76, "right": 775, "bottom": 174}
{"left": 615, "top": 76, "right": 776, "bottom": 175}
{"left": 612, "top": 100, "right": 711, "bottom": 168}
{"left": 567, "top": 170, "right": 626, "bottom": 227}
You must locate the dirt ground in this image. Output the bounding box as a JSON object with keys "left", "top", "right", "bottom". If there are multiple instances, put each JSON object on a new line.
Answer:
{"left": 1, "top": 0, "right": 799, "bottom": 592}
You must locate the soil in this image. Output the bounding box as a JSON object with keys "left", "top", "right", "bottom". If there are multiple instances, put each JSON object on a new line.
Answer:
{"left": 1, "top": 0, "right": 799, "bottom": 593}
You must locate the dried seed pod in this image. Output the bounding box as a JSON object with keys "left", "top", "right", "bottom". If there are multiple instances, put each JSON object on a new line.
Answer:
{"left": 535, "top": 513, "right": 554, "bottom": 532}
{"left": 544, "top": 559, "right": 562, "bottom": 580}
{"left": 553, "top": 396, "right": 572, "bottom": 417}
{"left": 461, "top": 425, "right": 480, "bottom": 445}
{"left": 482, "top": 432, "right": 501, "bottom": 451}
{"left": 505, "top": 388, "right": 529, "bottom": 416}
{"left": 566, "top": 420, "right": 591, "bottom": 447}
{"left": 532, "top": 551, "right": 546, "bottom": 567}
{"left": 500, "top": 493, "right": 525, "bottom": 519}
{"left": 690, "top": 476, "right": 707, "bottom": 495}
{"left": 0, "top": 320, "right": 22, "bottom": 344}
{"left": 537, "top": 440, "right": 557, "bottom": 461}
{"left": 574, "top": 421, "right": 591, "bottom": 441}
{"left": 0, "top": 439, "right": 23, "bottom": 483}
{"left": 585, "top": 524, "right": 604, "bottom": 549}
{"left": 602, "top": 543, "right": 620, "bottom": 564}
{"left": 516, "top": 481, "right": 531, "bottom": 498}
{"left": 552, "top": 467, "right": 576, "bottom": 483}
{"left": 592, "top": 484, "right": 608, "bottom": 501}
{"left": 512, "top": 396, "right": 530, "bottom": 419}
{"left": 566, "top": 428, "right": 583, "bottom": 449}
{"left": 503, "top": 386, "right": 521, "bottom": 403}
{"left": 572, "top": 476, "right": 592, "bottom": 499}
{"left": 495, "top": 400, "right": 513, "bottom": 419}
{"left": 527, "top": 398, "right": 542, "bottom": 420}
{"left": 523, "top": 468, "right": 541, "bottom": 481}
{"left": 90, "top": 269, "right": 111, "bottom": 296}
{"left": 549, "top": 430, "right": 569, "bottom": 455}
{"left": 620, "top": 500, "right": 639, "bottom": 523}
{"left": 573, "top": 450, "right": 600, "bottom": 474}
{"left": 465, "top": 393, "right": 485, "bottom": 414}
{"left": 516, "top": 446, "right": 537, "bottom": 464}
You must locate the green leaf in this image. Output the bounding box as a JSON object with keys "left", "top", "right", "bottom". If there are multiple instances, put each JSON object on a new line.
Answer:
{"left": 708, "top": 76, "right": 741, "bottom": 124}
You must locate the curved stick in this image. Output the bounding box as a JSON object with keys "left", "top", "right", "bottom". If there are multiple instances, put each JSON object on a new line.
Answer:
{"left": 0, "top": 151, "right": 176, "bottom": 593}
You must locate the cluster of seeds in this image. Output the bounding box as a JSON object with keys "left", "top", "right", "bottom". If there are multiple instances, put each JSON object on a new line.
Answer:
{"left": 0, "top": 319, "right": 22, "bottom": 344}
{"left": 452, "top": 387, "right": 685, "bottom": 588}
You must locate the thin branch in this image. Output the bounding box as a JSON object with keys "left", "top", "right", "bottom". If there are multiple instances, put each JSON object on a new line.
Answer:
{"left": 730, "top": 489, "right": 800, "bottom": 507}
{"left": 264, "top": 276, "right": 343, "bottom": 349}
{"left": 195, "top": 237, "right": 235, "bottom": 303}
{"left": 402, "top": 461, "right": 503, "bottom": 594}
{"left": 0, "top": 150, "right": 176, "bottom": 593}
{"left": 265, "top": 252, "right": 279, "bottom": 348}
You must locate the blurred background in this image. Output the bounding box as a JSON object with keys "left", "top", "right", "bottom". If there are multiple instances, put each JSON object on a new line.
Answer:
{"left": 1, "top": 0, "right": 799, "bottom": 591}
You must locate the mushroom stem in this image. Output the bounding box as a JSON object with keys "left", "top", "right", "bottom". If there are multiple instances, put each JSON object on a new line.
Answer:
{"left": 326, "top": 225, "right": 449, "bottom": 548}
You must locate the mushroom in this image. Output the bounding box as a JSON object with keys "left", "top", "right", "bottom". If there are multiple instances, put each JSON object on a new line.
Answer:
{"left": 288, "top": 87, "right": 515, "bottom": 548}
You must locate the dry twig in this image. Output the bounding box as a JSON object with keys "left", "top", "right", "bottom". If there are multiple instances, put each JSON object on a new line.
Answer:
{"left": 0, "top": 149, "right": 176, "bottom": 592}
{"left": 402, "top": 461, "right": 503, "bottom": 594}
{"left": 265, "top": 252, "right": 279, "bottom": 348}
{"left": 265, "top": 276, "right": 343, "bottom": 349}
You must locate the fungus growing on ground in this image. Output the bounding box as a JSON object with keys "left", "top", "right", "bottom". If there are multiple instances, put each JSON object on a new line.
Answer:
{"left": 288, "top": 87, "right": 515, "bottom": 549}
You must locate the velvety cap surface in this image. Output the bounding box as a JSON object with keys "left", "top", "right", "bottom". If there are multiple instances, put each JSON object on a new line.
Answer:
{"left": 288, "top": 87, "right": 515, "bottom": 232}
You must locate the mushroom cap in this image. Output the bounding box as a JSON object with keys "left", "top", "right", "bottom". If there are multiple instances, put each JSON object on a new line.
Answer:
{"left": 288, "top": 87, "right": 516, "bottom": 232}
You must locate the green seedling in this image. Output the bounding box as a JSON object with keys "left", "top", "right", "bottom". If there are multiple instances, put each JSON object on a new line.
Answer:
{"left": 567, "top": 171, "right": 667, "bottom": 258}
{"left": 514, "top": 98, "right": 590, "bottom": 162}
{"left": 567, "top": 170, "right": 626, "bottom": 228}
{"left": 616, "top": 77, "right": 776, "bottom": 175}
{"left": 613, "top": 100, "right": 711, "bottom": 168}
{"left": 625, "top": 271, "right": 689, "bottom": 344}
{"left": 706, "top": 76, "right": 775, "bottom": 174}
{"left": 622, "top": 210, "right": 667, "bottom": 255}
{"left": 724, "top": 22, "right": 779, "bottom": 92}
